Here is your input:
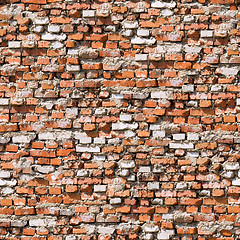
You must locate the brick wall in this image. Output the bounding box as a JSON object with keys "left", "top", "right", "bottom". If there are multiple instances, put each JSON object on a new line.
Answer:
{"left": 0, "top": 0, "right": 240, "bottom": 239}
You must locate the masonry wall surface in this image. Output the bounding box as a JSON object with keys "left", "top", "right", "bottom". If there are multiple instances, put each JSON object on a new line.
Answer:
{"left": 0, "top": 0, "right": 240, "bottom": 239}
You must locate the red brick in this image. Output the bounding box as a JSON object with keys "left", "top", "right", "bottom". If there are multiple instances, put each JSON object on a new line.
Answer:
{"left": 22, "top": 0, "right": 46, "bottom": 3}
{"left": 1, "top": 1, "right": 240, "bottom": 238}
{"left": 174, "top": 62, "right": 192, "bottom": 69}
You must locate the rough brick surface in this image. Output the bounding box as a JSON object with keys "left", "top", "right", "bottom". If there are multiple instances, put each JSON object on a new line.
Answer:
{"left": 0, "top": 0, "right": 240, "bottom": 239}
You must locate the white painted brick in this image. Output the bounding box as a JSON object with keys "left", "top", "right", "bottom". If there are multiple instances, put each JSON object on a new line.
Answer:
{"left": 153, "top": 130, "right": 165, "bottom": 138}
{"left": 105, "top": 26, "right": 116, "bottom": 32}
{"left": 151, "top": 1, "right": 176, "bottom": 8}
{"left": 66, "top": 108, "right": 78, "bottom": 116}
{"left": 8, "top": 41, "right": 21, "bottom": 48}
{"left": 94, "top": 138, "right": 105, "bottom": 144}
{"left": 34, "top": 17, "right": 49, "bottom": 25}
{"left": 139, "top": 166, "right": 151, "bottom": 173}
{"left": 127, "top": 175, "right": 136, "bottom": 181}
{"left": 0, "top": 171, "right": 10, "bottom": 178}
{"left": 120, "top": 114, "right": 132, "bottom": 122}
{"left": 234, "top": 138, "right": 240, "bottom": 144}
{"left": 33, "top": 26, "right": 44, "bottom": 33}
{"left": 199, "top": 190, "right": 210, "bottom": 197}
{"left": 41, "top": 33, "right": 56, "bottom": 40}
{"left": 124, "top": 130, "right": 136, "bottom": 138}
{"left": 60, "top": 209, "right": 74, "bottom": 216}
{"left": 82, "top": 10, "right": 95, "bottom": 18}
{"left": 184, "top": 46, "right": 202, "bottom": 53}
{"left": 135, "top": 54, "right": 148, "bottom": 61}
{"left": 94, "top": 156, "right": 106, "bottom": 161}
{"left": 216, "top": 67, "right": 239, "bottom": 76}
{"left": 176, "top": 182, "right": 187, "bottom": 190}
{"left": 187, "top": 133, "right": 199, "bottom": 141}
{"left": 232, "top": 179, "right": 240, "bottom": 186}
{"left": 0, "top": 137, "right": 10, "bottom": 144}
{"left": 131, "top": 37, "right": 156, "bottom": 45}
{"left": 66, "top": 65, "right": 80, "bottom": 72}
{"left": 110, "top": 198, "right": 121, "bottom": 204}
{"left": 173, "top": 134, "right": 185, "bottom": 140}
{"left": 211, "top": 85, "right": 222, "bottom": 92}
{"left": 2, "top": 187, "right": 14, "bottom": 194}
{"left": 11, "top": 220, "right": 27, "bottom": 227}
{"left": 167, "top": 44, "right": 182, "bottom": 53}
{"left": 151, "top": 1, "right": 166, "bottom": 8}
{"left": 97, "top": 226, "right": 115, "bottom": 234}
{"left": 51, "top": 41, "right": 64, "bottom": 49}
{"left": 145, "top": 37, "right": 156, "bottom": 45}
{"left": 56, "top": 131, "right": 72, "bottom": 140}
{"left": 204, "top": 55, "right": 218, "bottom": 64}
{"left": 152, "top": 199, "right": 163, "bottom": 204}
{"left": 157, "top": 229, "right": 175, "bottom": 240}
{"left": 223, "top": 171, "right": 234, "bottom": 179}
{"left": 162, "top": 214, "right": 174, "bottom": 221}
{"left": 169, "top": 142, "right": 194, "bottom": 149}
{"left": 137, "top": 29, "right": 150, "bottom": 37}
{"left": 182, "top": 85, "right": 194, "bottom": 92}
{"left": 0, "top": 98, "right": 9, "bottom": 105}
{"left": 48, "top": 25, "right": 60, "bottom": 33}
{"left": 150, "top": 124, "right": 161, "bottom": 130}
{"left": 0, "top": 179, "right": 16, "bottom": 186}
{"left": 151, "top": 91, "right": 172, "bottom": 99}
{"left": 55, "top": 33, "right": 67, "bottom": 41}
{"left": 42, "top": 65, "right": 59, "bottom": 72}
{"left": 112, "top": 122, "right": 138, "bottom": 130}
{"left": 155, "top": 46, "right": 165, "bottom": 53}
{"left": 74, "top": 132, "right": 87, "bottom": 139}
{"left": 201, "top": 30, "right": 213, "bottom": 38}
{"left": 95, "top": 109, "right": 106, "bottom": 115}
{"left": 162, "top": 9, "right": 173, "bottom": 17}
{"left": 39, "top": 132, "right": 55, "bottom": 140}
{"left": 77, "top": 169, "right": 88, "bottom": 177}
{"left": 94, "top": 185, "right": 107, "bottom": 192}
{"left": 187, "top": 152, "right": 199, "bottom": 158}
{"left": 67, "top": 49, "right": 79, "bottom": 55}
{"left": 147, "top": 182, "right": 160, "bottom": 190}
{"left": 119, "top": 169, "right": 130, "bottom": 177}
{"left": 183, "top": 15, "right": 194, "bottom": 23}
{"left": 66, "top": 236, "right": 76, "bottom": 240}
{"left": 143, "top": 224, "right": 159, "bottom": 232}
{"left": 135, "top": 2, "right": 148, "bottom": 12}
{"left": 123, "top": 21, "right": 139, "bottom": 29}
{"left": 108, "top": 138, "right": 120, "bottom": 145}
{"left": 133, "top": 93, "right": 149, "bottom": 99}
{"left": 112, "top": 94, "right": 123, "bottom": 99}
{"left": 131, "top": 37, "right": 145, "bottom": 45}
{"left": 143, "top": 234, "right": 154, "bottom": 240}
{"left": 119, "top": 161, "right": 135, "bottom": 168}
{"left": 80, "top": 137, "right": 92, "bottom": 144}
{"left": 36, "top": 166, "right": 54, "bottom": 174}
{"left": 29, "top": 219, "right": 46, "bottom": 227}
{"left": 43, "top": 101, "right": 54, "bottom": 110}
{"left": 76, "top": 146, "right": 100, "bottom": 152}
{"left": 12, "top": 135, "right": 35, "bottom": 143}
{"left": 224, "top": 162, "right": 239, "bottom": 171}
{"left": 121, "top": 29, "right": 133, "bottom": 37}
{"left": 186, "top": 101, "right": 198, "bottom": 108}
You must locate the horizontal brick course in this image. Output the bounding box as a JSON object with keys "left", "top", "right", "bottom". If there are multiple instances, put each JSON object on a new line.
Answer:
{"left": 0, "top": 0, "right": 240, "bottom": 239}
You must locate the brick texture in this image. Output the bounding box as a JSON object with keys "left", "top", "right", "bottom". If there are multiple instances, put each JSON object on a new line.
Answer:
{"left": 0, "top": 0, "right": 240, "bottom": 239}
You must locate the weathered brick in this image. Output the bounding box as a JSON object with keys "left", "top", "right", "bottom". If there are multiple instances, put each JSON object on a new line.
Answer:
{"left": 1, "top": 0, "right": 239, "bottom": 238}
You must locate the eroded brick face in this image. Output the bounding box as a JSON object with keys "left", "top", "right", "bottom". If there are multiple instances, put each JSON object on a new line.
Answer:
{"left": 0, "top": 0, "right": 240, "bottom": 239}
